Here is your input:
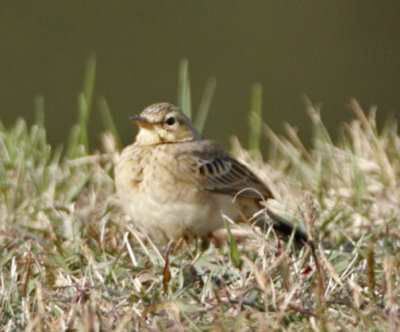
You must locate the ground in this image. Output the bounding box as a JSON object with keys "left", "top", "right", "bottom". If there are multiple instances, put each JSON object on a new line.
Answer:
{"left": 1, "top": 99, "right": 399, "bottom": 331}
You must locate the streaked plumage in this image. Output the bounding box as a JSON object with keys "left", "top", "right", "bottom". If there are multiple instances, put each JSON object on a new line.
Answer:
{"left": 115, "top": 102, "right": 307, "bottom": 244}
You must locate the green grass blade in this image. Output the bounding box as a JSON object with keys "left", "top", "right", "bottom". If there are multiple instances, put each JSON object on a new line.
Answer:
{"left": 65, "top": 125, "right": 81, "bottom": 158}
{"left": 248, "top": 83, "right": 263, "bottom": 156}
{"left": 34, "top": 95, "right": 45, "bottom": 128}
{"left": 79, "top": 54, "right": 97, "bottom": 150}
{"left": 77, "top": 93, "right": 89, "bottom": 151}
{"left": 194, "top": 78, "right": 216, "bottom": 133}
{"left": 67, "top": 54, "right": 97, "bottom": 158}
{"left": 83, "top": 53, "right": 96, "bottom": 113}
{"left": 224, "top": 218, "right": 243, "bottom": 268}
{"left": 98, "top": 97, "right": 122, "bottom": 150}
{"left": 177, "top": 59, "right": 192, "bottom": 119}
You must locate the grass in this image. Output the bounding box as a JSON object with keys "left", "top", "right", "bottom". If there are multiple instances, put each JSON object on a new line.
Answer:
{"left": 1, "top": 64, "right": 400, "bottom": 330}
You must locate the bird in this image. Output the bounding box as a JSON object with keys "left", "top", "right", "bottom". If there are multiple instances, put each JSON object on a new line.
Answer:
{"left": 115, "top": 102, "right": 309, "bottom": 246}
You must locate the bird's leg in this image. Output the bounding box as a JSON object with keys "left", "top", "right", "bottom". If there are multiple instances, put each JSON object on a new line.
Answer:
{"left": 202, "top": 232, "right": 226, "bottom": 249}
{"left": 173, "top": 235, "right": 188, "bottom": 253}
{"left": 201, "top": 235, "right": 210, "bottom": 251}
{"left": 162, "top": 240, "right": 174, "bottom": 293}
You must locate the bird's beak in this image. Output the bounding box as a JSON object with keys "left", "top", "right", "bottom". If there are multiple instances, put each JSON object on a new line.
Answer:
{"left": 130, "top": 115, "right": 154, "bottom": 129}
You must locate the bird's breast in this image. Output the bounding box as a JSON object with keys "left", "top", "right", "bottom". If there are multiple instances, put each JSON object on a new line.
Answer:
{"left": 115, "top": 144, "right": 253, "bottom": 243}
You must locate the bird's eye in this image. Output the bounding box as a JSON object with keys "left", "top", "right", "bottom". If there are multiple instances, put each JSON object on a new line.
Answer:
{"left": 166, "top": 117, "right": 176, "bottom": 126}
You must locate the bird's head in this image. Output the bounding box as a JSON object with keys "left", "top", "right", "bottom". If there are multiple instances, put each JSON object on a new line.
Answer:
{"left": 131, "top": 103, "right": 202, "bottom": 145}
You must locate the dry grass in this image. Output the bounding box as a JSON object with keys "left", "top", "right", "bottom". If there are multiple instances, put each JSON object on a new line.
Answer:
{"left": 1, "top": 99, "right": 400, "bottom": 331}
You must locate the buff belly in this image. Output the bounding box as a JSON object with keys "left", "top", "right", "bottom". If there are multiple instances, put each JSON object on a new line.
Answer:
{"left": 117, "top": 178, "right": 236, "bottom": 243}
{"left": 115, "top": 151, "right": 235, "bottom": 243}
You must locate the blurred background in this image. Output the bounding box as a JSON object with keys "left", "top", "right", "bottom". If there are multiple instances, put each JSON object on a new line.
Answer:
{"left": 0, "top": 1, "right": 399, "bottom": 149}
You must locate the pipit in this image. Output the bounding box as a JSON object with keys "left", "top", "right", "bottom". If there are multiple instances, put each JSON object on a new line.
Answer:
{"left": 115, "top": 102, "right": 308, "bottom": 245}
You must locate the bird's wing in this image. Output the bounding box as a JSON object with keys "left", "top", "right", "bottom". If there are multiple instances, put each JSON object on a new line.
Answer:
{"left": 176, "top": 140, "right": 311, "bottom": 245}
{"left": 177, "top": 140, "right": 274, "bottom": 200}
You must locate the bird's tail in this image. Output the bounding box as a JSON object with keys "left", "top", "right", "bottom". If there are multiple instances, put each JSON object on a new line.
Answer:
{"left": 254, "top": 208, "right": 312, "bottom": 247}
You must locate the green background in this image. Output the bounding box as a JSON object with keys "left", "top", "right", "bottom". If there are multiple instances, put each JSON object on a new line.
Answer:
{"left": 1, "top": 1, "right": 399, "bottom": 148}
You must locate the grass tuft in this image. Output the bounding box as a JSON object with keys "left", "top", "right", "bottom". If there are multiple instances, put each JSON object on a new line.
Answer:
{"left": 1, "top": 73, "right": 400, "bottom": 329}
